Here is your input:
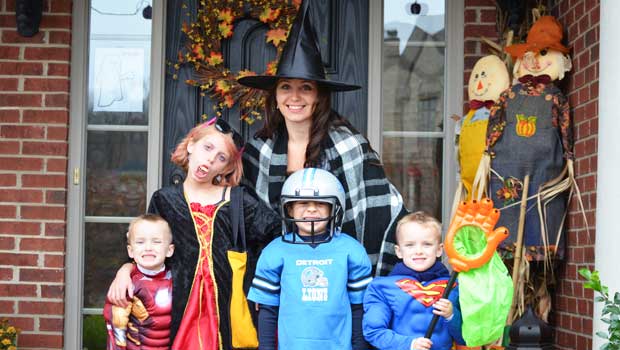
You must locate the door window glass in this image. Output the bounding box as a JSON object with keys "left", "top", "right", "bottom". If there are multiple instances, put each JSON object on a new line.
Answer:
{"left": 382, "top": 0, "right": 446, "bottom": 218}
{"left": 82, "top": 0, "right": 152, "bottom": 347}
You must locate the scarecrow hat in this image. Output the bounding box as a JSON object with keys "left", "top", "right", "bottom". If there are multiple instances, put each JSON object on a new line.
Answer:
{"left": 238, "top": 0, "right": 360, "bottom": 91}
{"left": 504, "top": 16, "right": 570, "bottom": 59}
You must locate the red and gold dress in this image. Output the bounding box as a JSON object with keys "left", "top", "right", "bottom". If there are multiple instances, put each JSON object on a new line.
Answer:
{"left": 172, "top": 201, "right": 224, "bottom": 350}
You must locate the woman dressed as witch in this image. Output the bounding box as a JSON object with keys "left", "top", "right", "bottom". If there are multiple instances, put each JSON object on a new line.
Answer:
{"left": 238, "top": 0, "right": 408, "bottom": 276}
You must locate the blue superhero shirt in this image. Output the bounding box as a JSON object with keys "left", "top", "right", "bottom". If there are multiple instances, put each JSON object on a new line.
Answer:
{"left": 248, "top": 232, "right": 372, "bottom": 350}
{"left": 363, "top": 262, "right": 465, "bottom": 350}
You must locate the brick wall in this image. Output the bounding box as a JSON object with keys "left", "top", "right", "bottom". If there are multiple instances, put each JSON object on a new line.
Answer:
{"left": 0, "top": 0, "right": 70, "bottom": 349}
{"left": 463, "top": 0, "right": 598, "bottom": 348}
{"left": 552, "top": 1, "right": 599, "bottom": 349}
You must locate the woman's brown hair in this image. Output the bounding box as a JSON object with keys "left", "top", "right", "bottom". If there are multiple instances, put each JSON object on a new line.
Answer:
{"left": 255, "top": 81, "right": 360, "bottom": 167}
{"left": 170, "top": 122, "right": 243, "bottom": 186}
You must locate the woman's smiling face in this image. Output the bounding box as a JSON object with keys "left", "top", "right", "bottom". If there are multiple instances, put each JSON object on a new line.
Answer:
{"left": 275, "top": 78, "right": 319, "bottom": 125}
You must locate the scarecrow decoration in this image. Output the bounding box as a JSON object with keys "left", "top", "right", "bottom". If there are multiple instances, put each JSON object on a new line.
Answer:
{"left": 454, "top": 55, "right": 510, "bottom": 202}
{"left": 474, "top": 15, "right": 582, "bottom": 322}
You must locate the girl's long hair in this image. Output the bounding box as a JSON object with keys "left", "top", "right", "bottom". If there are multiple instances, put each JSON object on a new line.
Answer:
{"left": 255, "top": 83, "right": 361, "bottom": 167}
{"left": 170, "top": 123, "right": 243, "bottom": 186}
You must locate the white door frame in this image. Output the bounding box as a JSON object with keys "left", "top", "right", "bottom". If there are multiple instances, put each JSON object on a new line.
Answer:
{"left": 64, "top": 1, "right": 166, "bottom": 348}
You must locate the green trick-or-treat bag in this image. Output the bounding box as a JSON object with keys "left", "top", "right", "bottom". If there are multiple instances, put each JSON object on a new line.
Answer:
{"left": 454, "top": 226, "right": 513, "bottom": 346}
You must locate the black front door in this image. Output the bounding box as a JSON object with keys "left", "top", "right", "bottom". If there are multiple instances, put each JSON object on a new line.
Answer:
{"left": 162, "top": 0, "right": 369, "bottom": 185}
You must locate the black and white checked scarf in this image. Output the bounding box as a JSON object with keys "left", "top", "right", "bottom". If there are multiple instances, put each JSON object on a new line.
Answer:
{"left": 242, "top": 125, "right": 408, "bottom": 276}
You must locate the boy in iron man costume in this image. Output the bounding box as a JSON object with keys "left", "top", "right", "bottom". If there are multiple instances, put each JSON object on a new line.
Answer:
{"left": 103, "top": 214, "right": 175, "bottom": 350}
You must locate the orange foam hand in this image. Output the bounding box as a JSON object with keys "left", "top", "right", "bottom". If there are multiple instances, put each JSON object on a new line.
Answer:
{"left": 444, "top": 199, "right": 509, "bottom": 272}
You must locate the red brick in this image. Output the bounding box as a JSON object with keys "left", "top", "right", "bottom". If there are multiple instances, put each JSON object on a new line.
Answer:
{"left": 19, "top": 268, "right": 64, "bottom": 283}
{"left": 17, "top": 333, "right": 63, "bottom": 348}
{"left": 590, "top": 5, "right": 600, "bottom": 25}
{"left": 0, "top": 189, "right": 43, "bottom": 202}
{"left": 40, "top": 14, "right": 72, "bottom": 29}
{"left": 49, "top": 1, "right": 72, "bottom": 13}
{"left": 0, "top": 93, "right": 42, "bottom": 107}
{"left": 464, "top": 9, "right": 476, "bottom": 22}
{"left": 0, "top": 204, "right": 16, "bottom": 218}
{"left": 44, "top": 254, "right": 64, "bottom": 268}
{"left": 0, "top": 62, "right": 44, "bottom": 75}
{"left": 45, "top": 222, "right": 66, "bottom": 236}
{"left": 19, "top": 300, "right": 64, "bottom": 314}
{"left": 49, "top": 30, "right": 71, "bottom": 44}
{"left": 0, "top": 156, "right": 43, "bottom": 172}
{"left": 464, "top": 24, "right": 497, "bottom": 38}
{"left": 20, "top": 237, "right": 65, "bottom": 252}
{"left": 0, "top": 140, "right": 19, "bottom": 153}
{"left": 464, "top": 0, "right": 495, "bottom": 6}
{"left": 40, "top": 317, "right": 64, "bottom": 332}
{"left": 21, "top": 205, "right": 66, "bottom": 220}
{"left": 48, "top": 63, "right": 69, "bottom": 76}
{"left": 22, "top": 174, "right": 66, "bottom": 188}
{"left": 0, "top": 267, "right": 13, "bottom": 281}
{"left": 0, "top": 173, "right": 17, "bottom": 186}
{"left": 41, "top": 284, "right": 64, "bottom": 298}
{"left": 0, "top": 14, "right": 16, "bottom": 27}
{"left": 0, "top": 253, "right": 38, "bottom": 266}
{"left": 1, "top": 30, "right": 45, "bottom": 43}
{"left": 0, "top": 283, "right": 37, "bottom": 297}
{"left": 3, "top": 317, "right": 34, "bottom": 331}
{"left": 0, "top": 46, "right": 19, "bottom": 60}
{"left": 4, "top": 0, "right": 16, "bottom": 12}
{"left": 480, "top": 8, "right": 495, "bottom": 23}
{"left": 24, "top": 47, "right": 71, "bottom": 61}
{"left": 22, "top": 141, "right": 68, "bottom": 156}
{"left": 46, "top": 158, "right": 68, "bottom": 172}
{"left": 0, "top": 78, "right": 19, "bottom": 91}
{"left": 0, "top": 125, "right": 45, "bottom": 139}
{"left": 0, "top": 221, "right": 41, "bottom": 235}
{"left": 47, "top": 126, "right": 68, "bottom": 140}
{"left": 464, "top": 40, "right": 478, "bottom": 55}
{"left": 0, "top": 237, "right": 14, "bottom": 249}
{"left": 0, "top": 300, "right": 15, "bottom": 313}
{"left": 22, "top": 109, "right": 68, "bottom": 124}
{"left": 0, "top": 109, "right": 20, "bottom": 122}
{"left": 45, "top": 189, "right": 66, "bottom": 204}
{"left": 24, "top": 78, "right": 70, "bottom": 92}
{"left": 45, "top": 93, "right": 69, "bottom": 107}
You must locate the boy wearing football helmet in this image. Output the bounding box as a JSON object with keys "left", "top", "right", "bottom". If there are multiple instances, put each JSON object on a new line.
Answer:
{"left": 248, "top": 168, "right": 372, "bottom": 350}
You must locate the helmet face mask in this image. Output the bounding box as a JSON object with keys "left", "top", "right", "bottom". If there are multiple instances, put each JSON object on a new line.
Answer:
{"left": 279, "top": 169, "right": 346, "bottom": 245}
{"left": 281, "top": 196, "right": 342, "bottom": 244}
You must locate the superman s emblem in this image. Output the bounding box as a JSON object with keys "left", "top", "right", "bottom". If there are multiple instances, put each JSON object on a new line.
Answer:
{"left": 395, "top": 278, "right": 451, "bottom": 307}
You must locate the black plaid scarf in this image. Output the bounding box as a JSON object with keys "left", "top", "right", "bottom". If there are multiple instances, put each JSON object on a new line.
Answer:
{"left": 242, "top": 125, "right": 408, "bottom": 276}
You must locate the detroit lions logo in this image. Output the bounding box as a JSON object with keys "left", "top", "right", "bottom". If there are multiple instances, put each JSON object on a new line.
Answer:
{"left": 301, "top": 266, "right": 328, "bottom": 287}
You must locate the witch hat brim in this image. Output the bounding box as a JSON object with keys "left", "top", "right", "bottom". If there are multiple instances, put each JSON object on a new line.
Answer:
{"left": 238, "top": 0, "right": 360, "bottom": 92}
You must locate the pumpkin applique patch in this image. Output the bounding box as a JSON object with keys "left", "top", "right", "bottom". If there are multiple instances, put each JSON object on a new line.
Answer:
{"left": 515, "top": 114, "right": 537, "bottom": 137}
{"left": 395, "top": 278, "right": 449, "bottom": 307}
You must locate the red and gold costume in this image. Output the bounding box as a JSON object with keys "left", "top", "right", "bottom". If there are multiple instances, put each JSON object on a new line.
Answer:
{"left": 171, "top": 202, "right": 221, "bottom": 349}
{"left": 104, "top": 266, "right": 172, "bottom": 350}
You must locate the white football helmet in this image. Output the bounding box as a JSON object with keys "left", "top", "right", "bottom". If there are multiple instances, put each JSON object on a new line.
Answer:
{"left": 280, "top": 168, "right": 346, "bottom": 244}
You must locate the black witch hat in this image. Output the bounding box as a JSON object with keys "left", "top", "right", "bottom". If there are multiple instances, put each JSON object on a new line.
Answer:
{"left": 238, "top": 0, "right": 360, "bottom": 92}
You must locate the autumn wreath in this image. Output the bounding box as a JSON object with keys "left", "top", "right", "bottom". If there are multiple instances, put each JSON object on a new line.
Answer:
{"left": 172, "top": 0, "right": 300, "bottom": 124}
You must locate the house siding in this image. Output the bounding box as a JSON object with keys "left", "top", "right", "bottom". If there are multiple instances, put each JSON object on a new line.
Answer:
{"left": 0, "top": 0, "right": 70, "bottom": 348}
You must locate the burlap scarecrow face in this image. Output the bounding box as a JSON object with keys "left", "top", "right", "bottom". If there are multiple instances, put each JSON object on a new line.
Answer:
{"left": 513, "top": 50, "right": 572, "bottom": 81}
{"left": 467, "top": 55, "right": 510, "bottom": 102}
{"left": 505, "top": 15, "right": 572, "bottom": 81}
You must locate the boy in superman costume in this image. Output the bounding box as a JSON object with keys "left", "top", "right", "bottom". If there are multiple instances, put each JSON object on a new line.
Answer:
{"left": 363, "top": 212, "right": 466, "bottom": 350}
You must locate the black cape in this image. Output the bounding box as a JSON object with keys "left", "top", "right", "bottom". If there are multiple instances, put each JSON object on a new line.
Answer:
{"left": 148, "top": 184, "right": 280, "bottom": 348}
